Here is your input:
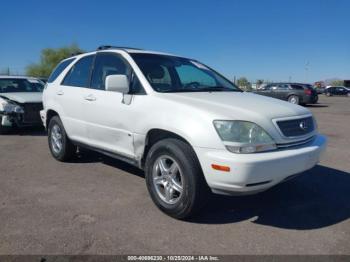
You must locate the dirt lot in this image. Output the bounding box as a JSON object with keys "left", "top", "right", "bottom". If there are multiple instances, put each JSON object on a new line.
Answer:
{"left": 0, "top": 95, "right": 349, "bottom": 255}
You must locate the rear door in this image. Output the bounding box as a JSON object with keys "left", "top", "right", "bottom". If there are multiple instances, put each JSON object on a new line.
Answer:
{"left": 58, "top": 55, "right": 94, "bottom": 143}
{"left": 290, "top": 84, "right": 305, "bottom": 98}
{"left": 275, "top": 84, "right": 290, "bottom": 100}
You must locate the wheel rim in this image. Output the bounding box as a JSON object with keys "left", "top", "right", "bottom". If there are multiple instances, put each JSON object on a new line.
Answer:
{"left": 152, "top": 155, "right": 184, "bottom": 205}
{"left": 289, "top": 96, "right": 298, "bottom": 104}
{"left": 51, "top": 124, "right": 63, "bottom": 154}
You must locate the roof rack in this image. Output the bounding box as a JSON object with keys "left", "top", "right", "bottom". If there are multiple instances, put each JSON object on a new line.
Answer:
{"left": 96, "top": 45, "right": 143, "bottom": 51}
{"left": 70, "top": 52, "right": 84, "bottom": 57}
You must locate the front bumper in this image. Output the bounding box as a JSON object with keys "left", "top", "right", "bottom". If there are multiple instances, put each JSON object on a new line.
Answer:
{"left": 194, "top": 134, "right": 327, "bottom": 195}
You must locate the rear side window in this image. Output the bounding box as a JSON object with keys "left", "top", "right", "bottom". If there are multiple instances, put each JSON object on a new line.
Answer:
{"left": 62, "top": 55, "right": 94, "bottom": 87}
{"left": 291, "top": 85, "right": 304, "bottom": 90}
{"left": 277, "top": 84, "right": 289, "bottom": 90}
{"left": 47, "top": 58, "right": 75, "bottom": 83}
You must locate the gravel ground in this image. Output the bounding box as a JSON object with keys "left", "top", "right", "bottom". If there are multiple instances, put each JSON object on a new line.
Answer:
{"left": 0, "top": 95, "right": 349, "bottom": 255}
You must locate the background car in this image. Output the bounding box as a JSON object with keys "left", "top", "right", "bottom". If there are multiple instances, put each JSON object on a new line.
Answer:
{"left": 325, "top": 86, "right": 350, "bottom": 96}
{"left": 254, "top": 82, "right": 318, "bottom": 105}
{"left": 0, "top": 76, "right": 44, "bottom": 134}
{"left": 315, "top": 86, "right": 326, "bottom": 94}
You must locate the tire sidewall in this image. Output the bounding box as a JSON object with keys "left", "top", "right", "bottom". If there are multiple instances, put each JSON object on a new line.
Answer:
{"left": 145, "top": 140, "right": 199, "bottom": 218}
{"left": 288, "top": 95, "right": 299, "bottom": 104}
{"left": 48, "top": 116, "right": 69, "bottom": 160}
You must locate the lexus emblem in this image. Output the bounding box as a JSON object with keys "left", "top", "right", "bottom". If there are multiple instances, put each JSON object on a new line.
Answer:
{"left": 299, "top": 121, "right": 308, "bottom": 130}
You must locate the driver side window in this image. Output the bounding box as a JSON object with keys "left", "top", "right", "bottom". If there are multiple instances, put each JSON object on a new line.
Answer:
{"left": 91, "top": 53, "right": 131, "bottom": 90}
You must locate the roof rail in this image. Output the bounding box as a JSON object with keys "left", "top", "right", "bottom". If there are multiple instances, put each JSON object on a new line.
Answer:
{"left": 70, "top": 52, "right": 84, "bottom": 57}
{"left": 97, "top": 45, "right": 143, "bottom": 51}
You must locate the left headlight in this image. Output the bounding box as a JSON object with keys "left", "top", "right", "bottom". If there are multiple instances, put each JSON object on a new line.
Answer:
{"left": 213, "top": 120, "right": 277, "bottom": 153}
{"left": 1, "top": 101, "right": 24, "bottom": 114}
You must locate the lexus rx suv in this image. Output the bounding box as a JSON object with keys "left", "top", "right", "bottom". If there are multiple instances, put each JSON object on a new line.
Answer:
{"left": 0, "top": 76, "right": 44, "bottom": 134}
{"left": 41, "top": 46, "right": 327, "bottom": 219}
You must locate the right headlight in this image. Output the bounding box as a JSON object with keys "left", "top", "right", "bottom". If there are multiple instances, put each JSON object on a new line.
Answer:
{"left": 213, "top": 120, "right": 277, "bottom": 153}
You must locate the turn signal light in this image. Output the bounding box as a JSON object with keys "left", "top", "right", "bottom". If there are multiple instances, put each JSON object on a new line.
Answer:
{"left": 211, "top": 164, "right": 230, "bottom": 172}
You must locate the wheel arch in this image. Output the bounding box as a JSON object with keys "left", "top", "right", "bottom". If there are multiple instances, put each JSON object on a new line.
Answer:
{"left": 140, "top": 128, "right": 194, "bottom": 169}
{"left": 46, "top": 109, "right": 59, "bottom": 128}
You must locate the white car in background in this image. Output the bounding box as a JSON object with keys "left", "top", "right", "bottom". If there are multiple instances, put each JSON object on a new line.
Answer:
{"left": 0, "top": 76, "right": 44, "bottom": 134}
{"left": 41, "top": 46, "right": 327, "bottom": 219}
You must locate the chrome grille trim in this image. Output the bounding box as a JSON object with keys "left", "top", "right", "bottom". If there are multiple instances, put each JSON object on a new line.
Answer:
{"left": 277, "top": 136, "right": 315, "bottom": 149}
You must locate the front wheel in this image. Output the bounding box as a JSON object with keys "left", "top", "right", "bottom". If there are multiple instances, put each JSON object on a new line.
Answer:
{"left": 288, "top": 95, "right": 300, "bottom": 105}
{"left": 145, "top": 138, "right": 209, "bottom": 219}
{"left": 48, "top": 116, "right": 77, "bottom": 161}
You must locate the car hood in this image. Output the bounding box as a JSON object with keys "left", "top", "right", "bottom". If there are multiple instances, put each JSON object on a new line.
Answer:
{"left": 0, "top": 92, "right": 43, "bottom": 103}
{"left": 161, "top": 91, "right": 310, "bottom": 120}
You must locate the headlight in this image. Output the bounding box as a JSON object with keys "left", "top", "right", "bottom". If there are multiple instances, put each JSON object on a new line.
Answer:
{"left": 1, "top": 101, "right": 24, "bottom": 114}
{"left": 213, "top": 120, "right": 276, "bottom": 153}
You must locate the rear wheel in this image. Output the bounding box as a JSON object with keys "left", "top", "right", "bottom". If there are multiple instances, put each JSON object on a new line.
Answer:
{"left": 145, "top": 138, "right": 209, "bottom": 219}
{"left": 288, "top": 95, "right": 300, "bottom": 105}
{"left": 48, "top": 116, "right": 76, "bottom": 161}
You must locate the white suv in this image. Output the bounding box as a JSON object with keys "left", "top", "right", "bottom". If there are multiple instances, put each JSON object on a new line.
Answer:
{"left": 41, "top": 46, "right": 327, "bottom": 219}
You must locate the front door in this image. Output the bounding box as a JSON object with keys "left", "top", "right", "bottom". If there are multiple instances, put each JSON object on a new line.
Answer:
{"left": 82, "top": 52, "right": 135, "bottom": 158}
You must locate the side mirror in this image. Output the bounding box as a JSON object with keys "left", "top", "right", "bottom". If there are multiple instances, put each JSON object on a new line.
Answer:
{"left": 105, "top": 74, "right": 129, "bottom": 94}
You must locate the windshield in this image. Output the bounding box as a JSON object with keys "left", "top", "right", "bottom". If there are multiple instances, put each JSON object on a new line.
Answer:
{"left": 0, "top": 78, "right": 44, "bottom": 93}
{"left": 131, "top": 53, "right": 241, "bottom": 93}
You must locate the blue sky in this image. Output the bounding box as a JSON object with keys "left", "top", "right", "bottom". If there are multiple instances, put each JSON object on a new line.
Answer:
{"left": 0, "top": 0, "right": 349, "bottom": 82}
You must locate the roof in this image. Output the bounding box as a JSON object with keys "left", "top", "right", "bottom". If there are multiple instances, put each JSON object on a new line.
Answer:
{"left": 94, "top": 45, "right": 178, "bottom": 57}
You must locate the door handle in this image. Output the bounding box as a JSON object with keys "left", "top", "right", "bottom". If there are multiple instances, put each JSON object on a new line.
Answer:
{"left": 84, "top": 94, "right": 97, "bottom": 101}
{"left": 56, "top": 90, "right": 64, "bottom": 95}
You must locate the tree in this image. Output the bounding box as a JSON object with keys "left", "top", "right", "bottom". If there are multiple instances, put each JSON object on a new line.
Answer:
{"left": 256, "top": 79, "right": 264, "bottom": 85}
{"left": 26, "top": 44, "right": 84, "bottom": 78}
{"left": 237, "top": 77, "right": 252, "bottom": 91}
{"left": 330, "top": 80, "right": 344, "bottom": 86}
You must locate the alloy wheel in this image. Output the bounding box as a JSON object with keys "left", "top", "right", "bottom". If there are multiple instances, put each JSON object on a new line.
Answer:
{"left": 152, "top": 155, "right": 184, "bottom": 205}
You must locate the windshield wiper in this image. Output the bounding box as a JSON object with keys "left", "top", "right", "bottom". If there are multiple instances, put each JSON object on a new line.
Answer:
{"left": 197, "top": 86, "right": 240, "bottom": 92}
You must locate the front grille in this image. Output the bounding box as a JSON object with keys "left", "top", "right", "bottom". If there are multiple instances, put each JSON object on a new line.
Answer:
{"left": 277, "top": 136, "right": 315, "bottom": 149}
{"left": 22, "top": 103, "right": 43, "bottom": 123}
{"left": 276, "top": 116, "right": 314, "bottom": 137}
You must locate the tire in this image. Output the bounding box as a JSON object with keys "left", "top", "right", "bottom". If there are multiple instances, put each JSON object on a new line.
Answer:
{"left": 288, "top": 95, "right": 300, "bottom": 105}
{"left": 48, "top": 116, "right": 76, "bottom": 161}
{"left": 145, "top": 138, "right": 209, "bottom": 219}
{"left": 325, "top": 92, "right": 331, "bottom": 97}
